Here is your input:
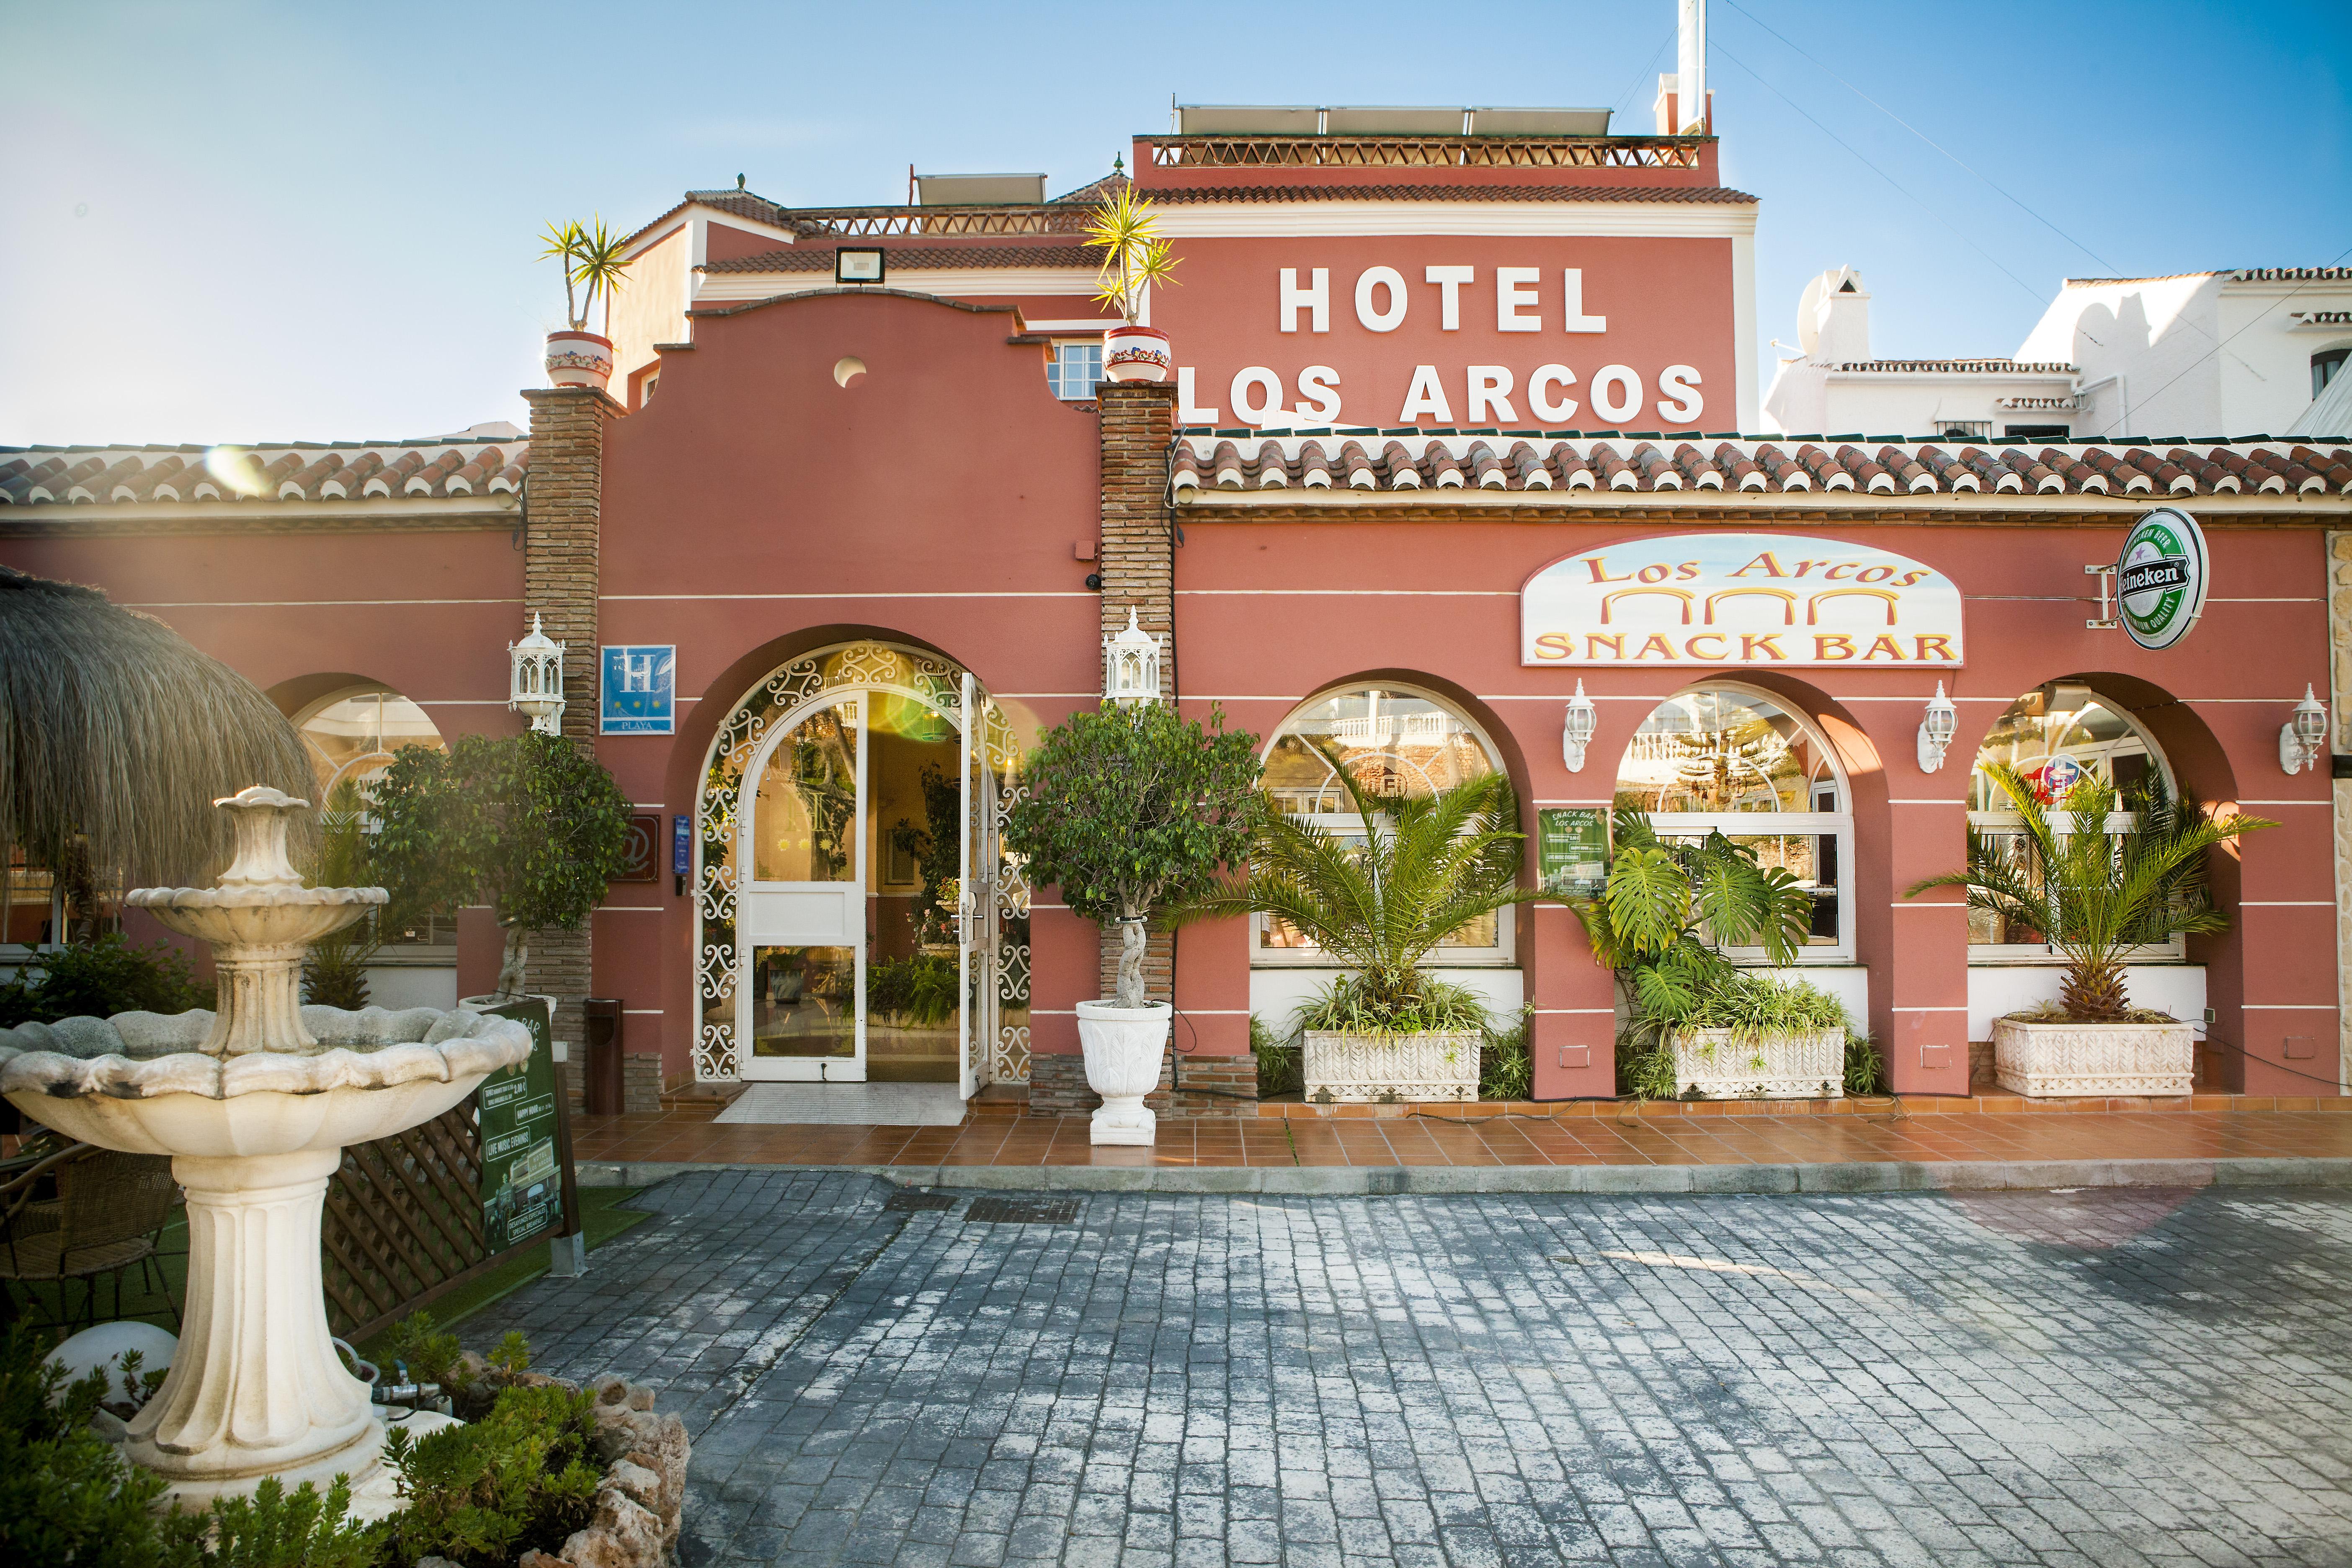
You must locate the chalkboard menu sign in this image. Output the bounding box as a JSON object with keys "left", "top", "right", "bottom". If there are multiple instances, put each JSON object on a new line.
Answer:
{"left": 477, "top": 999, "right": 564, "bottom": 1255}
{"left": 1537, "top": 808, "right": 1609, "bottom": 899}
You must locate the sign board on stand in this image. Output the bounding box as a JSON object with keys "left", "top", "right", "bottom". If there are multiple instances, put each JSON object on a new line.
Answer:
{"left": 477, "top": 999, "right": 573, "bottom": 1256}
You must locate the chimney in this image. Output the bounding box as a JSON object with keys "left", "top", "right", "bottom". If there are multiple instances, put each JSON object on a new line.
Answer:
{"left": 1653, "top": 1, "right": 1712, "bottom": 133}
{"left": 1809, "top": 266, "right": 1871, "bottom": 363}
{"left": 1676, "top": 0, "right": 1707, "bottom": 134}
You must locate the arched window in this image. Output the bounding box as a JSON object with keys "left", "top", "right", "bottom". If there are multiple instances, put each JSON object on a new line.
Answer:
{"left": 1614, "top": 685, "right": 1852, "bottom": 958}
{"left": 293, "top": 687, "right": 445, "bottom": 801}
{"left": 1967, "top": 683, "right": 2179, "bottom": 956}
{"left": 1257, "top": 684, "right": 1511, "bottom": 965}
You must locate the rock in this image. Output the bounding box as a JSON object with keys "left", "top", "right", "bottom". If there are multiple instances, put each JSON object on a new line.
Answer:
{"left": 590, "top": 1373, "right": 629, "bottom": 1407}
{"left": 561, "top": 1489, "right": 665, "bottom": 1568}
{"left": 603, "top": 1458, "right": 661, "bottom": 1512}
{"left": 416, "top": 1558, "right": 466, "bottom": 1568}
{"left": 590, "top": 1406, "right": 664, "bottom": 1465}
{"left": 518, "top": 1552, "right": 575, "bottom": 1568}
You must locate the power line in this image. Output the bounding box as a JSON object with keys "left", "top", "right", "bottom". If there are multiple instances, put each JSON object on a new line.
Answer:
{"left": 1713, "top": 43, "right": 2048, "bottom": 305}
{"left": 1719, "top": 0, "right": 2126, "bottom": 279}
{"left": 1613, "top": 23, "right": 1678, "bottom": 122}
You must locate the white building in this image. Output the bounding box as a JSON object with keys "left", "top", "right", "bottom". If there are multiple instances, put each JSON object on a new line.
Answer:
{"left": 1764, "top": 264, "right": 2352, "bottom": 441}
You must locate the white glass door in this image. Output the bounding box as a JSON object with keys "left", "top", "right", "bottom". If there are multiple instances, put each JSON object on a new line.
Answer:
{"left": 739, "top": 694, "right": 866, "bottom": 1081}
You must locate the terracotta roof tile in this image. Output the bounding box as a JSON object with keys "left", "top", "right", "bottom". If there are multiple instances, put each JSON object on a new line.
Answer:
{"left": 0, "top": 438, "right": 527, "bottom": 508}
{"left": 1168, "top": 433, "right": 2352, "bottom": 501}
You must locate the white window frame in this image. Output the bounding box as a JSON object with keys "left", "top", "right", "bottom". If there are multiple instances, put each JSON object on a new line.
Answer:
{"left": 1253, "top": 682, "right": 1516, "bottom": 970}
{"left": 1047, "top": 339, "right": 1104, "bottom": 401}
{"left": 1965, "top": 693, "right": 2186, "bottom": 966}
{"left": 1618, "top": 682, "right": 1856, "bottom": 965}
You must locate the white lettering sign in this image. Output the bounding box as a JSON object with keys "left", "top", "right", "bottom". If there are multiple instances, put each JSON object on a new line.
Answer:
{"left": 1522, "top": 534, "right": 1965, "bottom": 668}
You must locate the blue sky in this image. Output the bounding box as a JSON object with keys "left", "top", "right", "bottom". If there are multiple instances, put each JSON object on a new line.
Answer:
{"left": 3, "top": 0, "right": 2344, "bottom": 446}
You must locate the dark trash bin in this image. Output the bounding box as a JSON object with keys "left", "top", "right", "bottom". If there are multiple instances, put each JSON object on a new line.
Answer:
{"left": 583, "top": 998, "right": 624, "bottom": 1116}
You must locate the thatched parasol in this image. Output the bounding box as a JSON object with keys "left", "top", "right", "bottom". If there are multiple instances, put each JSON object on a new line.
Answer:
{"left": 0, "top": 565, "right": 315, "bottom": 894}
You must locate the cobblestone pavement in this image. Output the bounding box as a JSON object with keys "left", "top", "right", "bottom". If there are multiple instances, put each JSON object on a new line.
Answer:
{"left": 468, "top": 1175, "right": 2352, "bottom": 1567}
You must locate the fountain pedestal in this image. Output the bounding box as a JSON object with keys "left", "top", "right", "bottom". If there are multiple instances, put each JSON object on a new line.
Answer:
{"left": 0, "top": 786, "right": 534, "bottom": 1511}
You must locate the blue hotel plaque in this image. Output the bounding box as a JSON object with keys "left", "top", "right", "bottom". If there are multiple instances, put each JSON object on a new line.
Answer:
{"left": 600, "top": 645, "right": 676, "bottom": 734}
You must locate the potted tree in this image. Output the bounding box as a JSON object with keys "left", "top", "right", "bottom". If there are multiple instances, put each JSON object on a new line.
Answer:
{"left": 1185, "top": 756, "right": 1538, "bottom": 1104}
{"left": 1568, "top": 810, "right": 1848, "bottom": 1099}
{"left": 1003, "top": 703, "right": 1259, "bottom": 1143}
{"left": 1083, "top": 186, "right": 1180, "bottom": 384}
{"left": 540, "top": 217, "right": 632, "bottom": 392}
{"left": 368, "top": 732, "right": 635, "bottom": 1035}
{"left": 1908, "top": 765, "right": 2271, "bottom": 1097}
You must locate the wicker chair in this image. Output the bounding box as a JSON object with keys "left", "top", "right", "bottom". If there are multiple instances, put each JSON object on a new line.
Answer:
{"left": 0, "top": 1145, "right": 180, "bottom": 1331}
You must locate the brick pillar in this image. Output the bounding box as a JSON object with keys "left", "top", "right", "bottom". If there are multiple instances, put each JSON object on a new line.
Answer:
{"left": 2332, "top": 530, "right": 2352, "bottom": 1092}
{"left": 519, "top": 386, "right": 622, "bottom": 1056}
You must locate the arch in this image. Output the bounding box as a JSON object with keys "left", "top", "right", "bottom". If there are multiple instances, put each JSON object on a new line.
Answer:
{"left": 279, "top": 678, "right": 446, "bottom": 800}
{"left": 1257, "top": 678, "right": 1515, "bottom": 965}
{"left": 1612, "top": 680, "right": 1858, "bottom": 959}
{"left": 691, "top": 639, "right": 1029, "bottom": 1085}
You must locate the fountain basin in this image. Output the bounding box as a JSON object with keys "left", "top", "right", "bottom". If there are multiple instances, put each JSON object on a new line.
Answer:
{"left": 0, "top": 1006, "right": 532, "bottom": 1504}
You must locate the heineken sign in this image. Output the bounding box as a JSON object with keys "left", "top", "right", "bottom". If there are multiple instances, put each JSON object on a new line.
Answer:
{"left": 2116, "top": 506, "right": 2208, "bottom": 651}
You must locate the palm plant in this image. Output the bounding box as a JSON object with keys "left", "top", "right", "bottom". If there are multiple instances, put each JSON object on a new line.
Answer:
{"left": 1567, "top": 807, "right": 1815, "bottom": 1042}
{"left": 0, "top": 566, "right": 313, "bottom": 915}
{"left": 1906, "top": 763, "right": 2272, "bottom": 1022}
{"left": 1181, "top": 752, "right": 1538, "bottom": 1032}
{"left": 539, "top": 216, "right": 632, "bottom": 335}
{"left": 1082, "top": 186, "right": 1181, "bottom": 326}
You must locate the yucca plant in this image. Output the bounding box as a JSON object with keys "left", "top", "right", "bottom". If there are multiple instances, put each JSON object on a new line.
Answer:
{"left": 1082, "top": 186, "right": 1180, "bottom": 326}
{"left": 1181, "top": 754, "right": 1537, "bottom": 1032}
{"left": 1567, "top": 807, "right": 1815, "bottom": 1047}
{"left": 539, "top": 216, "right": 632, "bottom": 334}
{"left": 1906, "top": 763, "right": 2272, "bottom": 1022}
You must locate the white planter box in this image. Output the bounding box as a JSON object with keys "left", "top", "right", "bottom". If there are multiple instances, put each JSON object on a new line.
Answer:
{"left": 1991, "top": 1016, "right": 2192, "bottom": 1097}
{"left": 1671, "top": 1029, "right": 1845, "bottom": 1100}
{"left": 1075, "top": 1000, "right": 1169, "bottom": 1145}
{"left": 1302, "top": 1031, "right": 1479, "bottom": 1103}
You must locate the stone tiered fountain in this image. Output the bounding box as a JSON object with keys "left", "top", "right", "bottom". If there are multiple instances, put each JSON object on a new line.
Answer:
{"left": 0, "top": 787, "right": 533, "bottom": 1510}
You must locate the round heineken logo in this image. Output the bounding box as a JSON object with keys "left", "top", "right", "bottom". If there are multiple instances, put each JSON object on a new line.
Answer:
{"left": 2116, "top": 505, "right": 2208, "bottom": 651}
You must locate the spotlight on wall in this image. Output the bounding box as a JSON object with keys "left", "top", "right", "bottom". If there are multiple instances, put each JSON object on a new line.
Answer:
{"left": 1562, "top": 680, "right": 1597, "bottom": 772}
{"left": 2280, "top": 684, "right": 2328, "bottom": 775}
{"left": 1917, "top": 682, "right": 1958, "bottom": 773}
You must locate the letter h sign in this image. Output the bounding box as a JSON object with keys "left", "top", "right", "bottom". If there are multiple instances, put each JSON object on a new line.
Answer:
{"left": 601, "top": 644, "right": 677, "bottom": 734}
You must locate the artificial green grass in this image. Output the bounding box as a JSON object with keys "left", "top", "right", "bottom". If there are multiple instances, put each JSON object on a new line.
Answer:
{"left": 4, "top": 1187, "right": 652, "bottom": 1355}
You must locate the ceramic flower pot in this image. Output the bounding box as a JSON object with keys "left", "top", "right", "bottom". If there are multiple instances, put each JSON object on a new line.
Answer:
{"left": 1074, "top": 1000, "right": 1169, "bottom": 1144}
{"left": 1991, "top": 1016, "right": 2193, "bottom": 1097}
{"left": 1301, "top": 1031, "right": 1480, "bottom": 1104}
{"left": 545, "top": 330, "right": 614, "bottom": 390}
{"left": 1102, "top": 324, "right": 1172, "bottom": 384}
{"left": 1669, "top": 1028, "right": 1845, "bottom": 1099}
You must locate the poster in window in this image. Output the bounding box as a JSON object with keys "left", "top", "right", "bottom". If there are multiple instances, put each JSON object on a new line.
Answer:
{"left": 477, "top": 999, "right": 564, "bottom": 1255}
{"left": 1537, "top": 808, "right": 1608, "bottom": 899}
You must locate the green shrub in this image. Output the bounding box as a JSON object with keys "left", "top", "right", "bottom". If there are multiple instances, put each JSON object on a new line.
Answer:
{"left": 1615, "top": 1029, "right": 1679, "bottom": 1101}
{"left": 1844, "top": 1032, "right": 1889, "bottom": 1095}
{"left": 1292, "top": 972, "right": 1490, "bottom": 1037}
{"left": 0, "top": 933, "right": 214, "bottom": 1027}
{"left": 201, "top": 1475, "right": 378, "bottom": 1568}
{"left": 377, "top": 1381, "right": 603, "bottom": 1568}
{"left": 1681, "top": 973, "right": 1850, "bottom": 1044}
{"left": 1478, "top": 1008, "right": 1533, "bottom": 1101}
{"left": 867, "top": 953, "right": 959, "bottom": 1026}
{"left": 1248, "top": 1015, "right": 1301, "bottom": 1098}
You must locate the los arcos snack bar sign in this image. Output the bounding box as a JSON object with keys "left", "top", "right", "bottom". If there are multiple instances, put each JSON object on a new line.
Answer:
{"left": 1522, "top": 533, "right": 1964, "bottom": 668}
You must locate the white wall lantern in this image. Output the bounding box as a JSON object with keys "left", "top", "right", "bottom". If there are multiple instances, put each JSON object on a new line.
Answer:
{"left": 509, "top": 614, "right": 566, "bottom": 735}
{"left": 2280, "top": 683, "right": 2328, "bottom": 775}
{"left": 1917, "top": 682, "right": 1958, "bottom": 773}
{"left": 1561, "top": 680, "right": 1598, "bottom": 772}
{"left": 1104, "top": 606, "right": 1162, "bottom": 707}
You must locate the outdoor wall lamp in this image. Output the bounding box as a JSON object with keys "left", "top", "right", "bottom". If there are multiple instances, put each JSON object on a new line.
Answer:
{"left": 508, "top": 614, "right": 566, "bottom": 735}
{"left": 2280, "top": 684, "right": 2328, "bottom": 775}
{"left": 1917, "top": 682, "right": 1958, "bottom": 773}
{"left": 1562, "top": 680, "right": 1598, "bottom": 772}
{"left": 1103, "top": 606, "right": 1163, "bottom": 707}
